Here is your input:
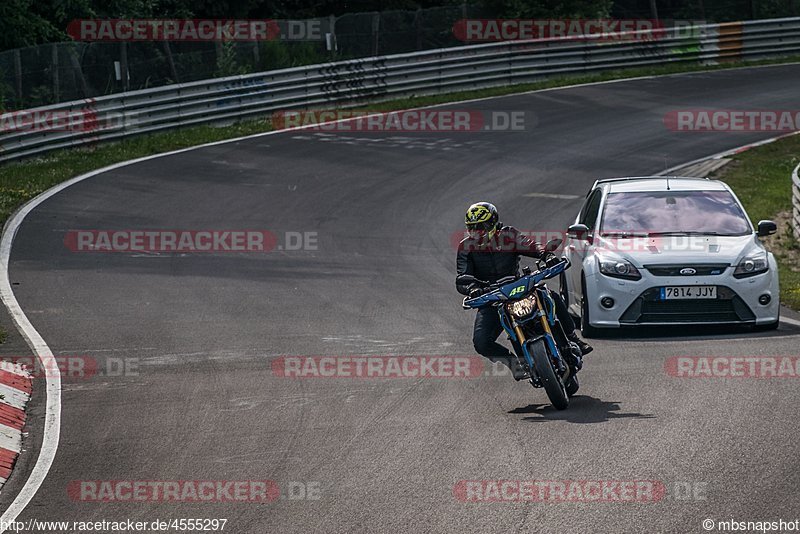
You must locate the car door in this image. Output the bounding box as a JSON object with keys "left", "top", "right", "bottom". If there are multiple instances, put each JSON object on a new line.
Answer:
{"left": 567, "top": 188, "right": 603, "bottom": 310}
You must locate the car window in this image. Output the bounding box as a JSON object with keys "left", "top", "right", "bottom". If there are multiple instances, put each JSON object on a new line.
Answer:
{"left": 580, "top": 190, "right": 603, "bottom": 230}
{"left": 600, "top": 190, "right": 751, "bottom": 235}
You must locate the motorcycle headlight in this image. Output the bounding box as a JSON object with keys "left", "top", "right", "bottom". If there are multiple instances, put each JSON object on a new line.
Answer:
{"left": 733, "top": 252, "right": 769, "bottom": 278}
{"left": 597, "top": 253, "right": 641, "bottom": 280}
{"left": 508, "top": 294, "right": 536, "bottom": 318}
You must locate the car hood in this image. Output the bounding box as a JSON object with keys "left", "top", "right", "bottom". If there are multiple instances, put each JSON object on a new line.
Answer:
{"left": 594, "top": 234, "right": 760, "bottom": 266}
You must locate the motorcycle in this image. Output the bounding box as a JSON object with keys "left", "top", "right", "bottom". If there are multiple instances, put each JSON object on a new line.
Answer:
{"left": 461, "top": 239, "right": 582, "bottom": 410}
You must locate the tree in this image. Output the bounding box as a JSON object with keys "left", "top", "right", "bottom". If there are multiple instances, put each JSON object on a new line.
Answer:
{"left": 0, "top": 0, "right": 64, "bottom": 50}
{"left": 477, "top": 0, "right": 615, "bottom": 18}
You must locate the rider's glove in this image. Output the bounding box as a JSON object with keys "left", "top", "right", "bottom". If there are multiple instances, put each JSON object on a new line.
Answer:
{"left": 469, "top": 286, "right": 486, "bottom": 298}
{"left": 544, "top": 253, "right": 560, "bottom": 268}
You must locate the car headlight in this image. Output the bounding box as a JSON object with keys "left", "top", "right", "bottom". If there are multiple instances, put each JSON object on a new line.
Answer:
{"left": 597, "top": 253, "right": 642, "bottom": 280}
{"left": 508, "top": 294, "right": 536, "bottom": 318}
{"left": 733, "top": 252, "right": 769, "bottom": 278}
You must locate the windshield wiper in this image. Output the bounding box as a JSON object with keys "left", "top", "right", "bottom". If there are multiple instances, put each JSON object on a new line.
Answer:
{"left": 647, "top": 231, "right": 750, "bottom": 237}
{"left": 600, "top": 231, "right": 650, "bottom": 238}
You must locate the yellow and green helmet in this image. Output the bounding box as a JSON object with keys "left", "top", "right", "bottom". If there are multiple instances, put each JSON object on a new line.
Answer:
{"left": 465, "top": 202, "right": 499, "bottom": 233}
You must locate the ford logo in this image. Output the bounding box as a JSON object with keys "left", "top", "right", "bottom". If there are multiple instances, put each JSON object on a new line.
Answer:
{"left": 680, "top": 268, "right": 697, "bottom": 275}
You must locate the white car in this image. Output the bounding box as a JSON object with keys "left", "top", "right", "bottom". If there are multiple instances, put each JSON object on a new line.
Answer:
{"left": 561, "top": 176, "right": 780, "bottom": 336}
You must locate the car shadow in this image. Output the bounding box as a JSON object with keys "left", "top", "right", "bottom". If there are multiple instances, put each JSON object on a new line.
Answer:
{"left": 590, "top": 323, "right": 799, "bottom": 342}
{"left": 508, "top": 395, "right": 656, "bottom": 424}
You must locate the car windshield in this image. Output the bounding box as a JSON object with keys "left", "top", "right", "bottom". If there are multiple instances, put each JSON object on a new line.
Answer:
{"left": 600, "top": 190, "right": 751, "bottom": 236}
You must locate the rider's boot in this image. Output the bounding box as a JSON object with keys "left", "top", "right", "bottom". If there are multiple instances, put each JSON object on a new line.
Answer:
{"left": 513, "top": 370, "right": 531, "bottom": 382}
{"left": 508, "top": 354, "right": 531, "bottom": 381}
{"left": 566, "top": 341, "right": 583, "bottom": 371}
{"left": 567, "top": 332, "right": 593, "bottom": 356}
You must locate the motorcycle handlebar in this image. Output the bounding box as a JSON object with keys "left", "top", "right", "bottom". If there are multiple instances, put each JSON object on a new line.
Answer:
{"left": 461, "top": 258, "right": 570, "bottom": 310}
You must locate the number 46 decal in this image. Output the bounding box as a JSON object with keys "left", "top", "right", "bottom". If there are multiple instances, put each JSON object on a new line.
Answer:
{"left": 509, "top": 285, "right": 526, "bottom": 296}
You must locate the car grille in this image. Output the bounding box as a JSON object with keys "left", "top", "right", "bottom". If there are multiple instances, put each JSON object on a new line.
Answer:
{"left": 643, "top": 264, "right": 729, "bottom": 276}
{"left": 619, "top": 286, "right": 755, "bottom": 324}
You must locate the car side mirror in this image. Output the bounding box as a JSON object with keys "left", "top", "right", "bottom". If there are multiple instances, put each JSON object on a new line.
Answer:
{"left": 544, "top": 238, "right": 563, "bottom": 252}
{"left": 567, "top": 224, "right": 590, "bottom": 241}
{"left": 757, "top": 220, "right": 777, "bottom": 237}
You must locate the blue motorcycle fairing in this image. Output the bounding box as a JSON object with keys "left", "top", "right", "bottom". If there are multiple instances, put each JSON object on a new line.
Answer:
{"left": 463, "top": 261, "right": 567, "bottom": 310}
{"left": 462, "top": 260, "right": 571, "bottom": 383}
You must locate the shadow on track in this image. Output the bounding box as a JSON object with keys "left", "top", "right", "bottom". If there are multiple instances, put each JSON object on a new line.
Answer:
{"left": 586, "top": 323, "right": 800, "bottom": 342}
{"left": 509, "top": 395, "right": 656, "bottom": 424}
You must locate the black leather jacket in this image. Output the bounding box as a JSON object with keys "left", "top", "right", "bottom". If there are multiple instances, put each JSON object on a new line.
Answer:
{"left": 455, "top": 224, "right": 546, "bottom": 296}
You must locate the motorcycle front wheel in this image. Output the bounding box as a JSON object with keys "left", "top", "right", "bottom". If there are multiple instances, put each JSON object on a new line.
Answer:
{"left": 528, "top": 339, "right": 569, "bottom": 410}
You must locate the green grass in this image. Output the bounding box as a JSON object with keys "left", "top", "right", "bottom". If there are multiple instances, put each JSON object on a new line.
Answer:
{"left": 714, "top": 134, "right": 800, "bottom": 310}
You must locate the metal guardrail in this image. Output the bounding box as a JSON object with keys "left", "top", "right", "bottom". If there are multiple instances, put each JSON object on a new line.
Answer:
{"left": 1, "top": 17, "right": 799, "bottom": 163}
{"left": 793, "top": 162, "right": 800, "bottom": 240}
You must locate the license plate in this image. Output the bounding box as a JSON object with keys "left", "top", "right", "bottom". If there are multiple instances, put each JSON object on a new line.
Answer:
{"left": 660, "top": 286, "right": 717, "bottom": 300}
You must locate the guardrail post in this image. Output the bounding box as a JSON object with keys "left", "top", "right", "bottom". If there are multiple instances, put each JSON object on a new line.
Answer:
{"left": 120, "top": 42, "right": 129, "bottom": 91}
{"left": 13, "top": 50, "right": 22, "bottom": 106}
{"left": 414, "top": 8, "right": 423, "bottom": 50}
{"left": 650, "top": 0, "right": 660, "bottom": 21}
{"left": 793, "top": 163, "right": 800, "bottom": 240}
{"left": 328, "top": 15, "right": 337, "bottom": 57}
{"left": 68, "top": 46, "right": 91, "bottom": 98}
{"left": 371, "top": 13, "right": 380, "bottom": 56}
{"left": 51, "top": 44, "right": 60, "bottom": 101}
{"left": 163, "top": 41, "right": 180, "bottom": 83}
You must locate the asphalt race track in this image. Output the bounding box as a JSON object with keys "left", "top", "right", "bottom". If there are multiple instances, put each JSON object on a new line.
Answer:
{"left": 3, "top": 64, "right": 800, "bottom": 533}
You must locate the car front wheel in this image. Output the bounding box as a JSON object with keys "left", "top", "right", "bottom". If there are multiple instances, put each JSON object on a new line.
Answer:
{"left": 580, "top": 276, "right": 602, "bottom": 339}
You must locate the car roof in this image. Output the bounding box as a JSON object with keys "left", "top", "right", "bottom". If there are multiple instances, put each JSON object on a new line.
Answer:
{"left": 594, "top": 176, "right": 730, "bottom": 194}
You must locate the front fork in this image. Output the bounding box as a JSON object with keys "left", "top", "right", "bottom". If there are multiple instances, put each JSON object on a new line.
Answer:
{"left": 500, "top": 289, "right": 569, "bottom": 384}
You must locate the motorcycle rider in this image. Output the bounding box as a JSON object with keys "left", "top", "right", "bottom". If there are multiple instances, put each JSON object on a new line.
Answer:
{"left": 456, "top": 202, "right": 592, "bottom": 380}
